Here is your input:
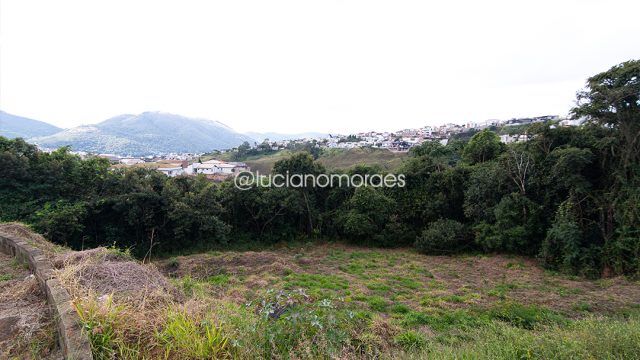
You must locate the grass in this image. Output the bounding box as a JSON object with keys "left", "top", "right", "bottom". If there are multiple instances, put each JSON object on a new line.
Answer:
{"left": 207, "top": 274, "right": 230, "bottom": 286}
{"left": 64, "top": 243, "right": 640, "bottom": 359}
{"left": 158, "top": 310, "right": 228, "bottom": 359}
{"left": 405, "top": 314, "right": 640, "bottom": 359}
{"left": 219, "top": 147, "right": 408, "bottom": 174}
{"left": 0, "top": 273, "right": 12, "bottom": 281}
{"left": 317, "top": 147, "right": 407, "bottom": 172}
{"left": 284, "top": 273, "right": 349, "bottom": 292}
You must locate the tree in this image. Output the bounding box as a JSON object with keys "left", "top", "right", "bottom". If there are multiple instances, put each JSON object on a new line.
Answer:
{"left": 462, "top": 129, "right": 505, "bottom": 164}
{"left": 502, "top": 144, "right": 533, "bottom": 195}
{"left": 272, "top": 152, "right": 326, "bottom": 234}
{"left": 415, "top": 219, "right": 469, "bottom": 254}
{"left": 572, "top": 59, "right": 640, "bottom": 275}
{"left": 573, "top": 60, "right": 640, "bottom": 171}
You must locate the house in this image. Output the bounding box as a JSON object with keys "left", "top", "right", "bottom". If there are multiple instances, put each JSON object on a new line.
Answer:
{"left": 228, "top": 162, "right": 250, "bottom": 172}
{"left": 98, "top": 154, "right": 121, "bottom": 164}
{"left": 193, "top": 160, "right": 250, "bottom": 176}
{"left": 120, "top": 158, "right": 145, "bottom": 166}
{"left": 158, "top": 167, "right": 184, "bottom": 177}
{"left": 193, "top": 163, "right": 221, "bottom": 175}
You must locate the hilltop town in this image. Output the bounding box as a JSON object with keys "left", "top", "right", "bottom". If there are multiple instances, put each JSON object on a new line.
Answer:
{"left": 85, "top": 114, "right": 584, "bottom": 178}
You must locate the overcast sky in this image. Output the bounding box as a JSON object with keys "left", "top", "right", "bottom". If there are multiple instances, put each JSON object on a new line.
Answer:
{"left": 1, "top": 0, "right": 638, "bottom": 134}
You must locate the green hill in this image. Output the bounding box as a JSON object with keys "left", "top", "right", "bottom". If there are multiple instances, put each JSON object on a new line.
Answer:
{"left": 219, "top": 148, "right": 408, "bottom": 174}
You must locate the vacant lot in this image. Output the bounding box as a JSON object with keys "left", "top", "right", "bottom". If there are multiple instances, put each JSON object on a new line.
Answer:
{"left": 159, "top": 244, "right": 640, "bottom": 317}
{"left": 316, "top": 148, "right": 407, "bottom": 172}
{"left": 18, "top": 229, "right": 637, "bottom": 359}
{"left": 149, "top": 243, "right": 640, "bottom": 359}
{"left": 215, "top": 148, "right": 408, "bottom": 174}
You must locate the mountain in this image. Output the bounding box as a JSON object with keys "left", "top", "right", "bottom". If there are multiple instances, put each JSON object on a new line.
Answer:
{"left": 246, "top": 131, "right": 328, "bottom": 142}
{"left": 31, "top": 112, "right": 254, "bottom": 155}
{"left": 0, "top": 111, "right": 63, "bottom": 139}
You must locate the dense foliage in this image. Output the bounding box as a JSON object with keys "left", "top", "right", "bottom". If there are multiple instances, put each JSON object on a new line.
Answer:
{"left": 0, "top": 60, "right": 638, "bottom": 277}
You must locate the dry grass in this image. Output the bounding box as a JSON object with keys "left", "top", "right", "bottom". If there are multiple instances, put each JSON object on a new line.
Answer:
{"left": 55, "top": 247, "right": 180, "bottom": 307}
{"left": 0, "top": 222, "right": 67, "bottom": 255}
{"left": 54, "top": 247, "right": 187, "bottom": 359}
{"left": 0, "top": 251, "right": 60, "bottom": 359}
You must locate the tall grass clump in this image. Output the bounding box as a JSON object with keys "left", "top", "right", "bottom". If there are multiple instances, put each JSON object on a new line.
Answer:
{"left": 74, "top": 294, "right": 137, "bottom": 359}
{"left": 157, "top": 309, "right": 228, "bottom": 359}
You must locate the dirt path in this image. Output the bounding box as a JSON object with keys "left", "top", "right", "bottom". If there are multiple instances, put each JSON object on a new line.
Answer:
{"left": 0, "top": 251, "right": 61, "bottom": 359}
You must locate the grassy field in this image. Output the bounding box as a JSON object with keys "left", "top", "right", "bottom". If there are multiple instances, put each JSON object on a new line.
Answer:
{"left": 5, "top": 219, "right": 637, "bottom": 359}
{"left": 316, "top": 148, "right": 407, "bottom": 172}
{"left": 208, "top": 148, "right": 408, "bottom": 174}
{"left": 112, "top": 243, "right": 640, "bottom": 359}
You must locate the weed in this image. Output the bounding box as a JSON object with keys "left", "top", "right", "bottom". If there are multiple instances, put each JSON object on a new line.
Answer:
{"left": 284, "top": 273, "right": 349, "bottom": 291}
{"left": 486, "top": 282, "right": 524, "bottom": 299}
{"left": 488, "top": 302, "right": 566, "bottom": 329}
{"left": 505, "top": 261, "right": 526, "bottom": 269}
{"left": 0, "top": 274, "right": 12, "bottom": 281}
{"left": 349, "top": 251, "right": 383, "bottom": 260}
{"left": 158, "top": 310, "right": 228, "bottom": 359}
{"left": 74, "top": 294, "right": 130, "bottom": 360}
{"left": 207, "top": 274, "right": 230, "bottom": 286}
{"left": 177, "top": 276, "right": 206, "bottom": 297}
{"left": 556, "top": 286, "right": 585, "bottom": 297}
{"left": 388, "top": 275, "right": 421, "bottom": 290}
{"left": 403, "top": 309, "right": 487, "bottom": 331}
{"left": 105, "top": 243, "right": 133, "bottom": 259}
{"left": 394, "top": 330, "right": 428, "bottom": 350}
{"left": 167, "top": 257, "right": 179, "bottom": 268}
{"left": 366, "top": 281, "right": 392, "bottom": 293}
{"left": 390, "top": 303, "right": 412, "bottom": 314}
{"left": 367, "top": 296, "right": 388, "bottom": 312}
{"left": 573, "top": 302, "right": 593, "bottom": 312}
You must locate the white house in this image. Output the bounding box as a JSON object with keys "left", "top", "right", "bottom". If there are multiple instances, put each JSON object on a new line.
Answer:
{"left": 158, "top": 167, "right": 184, "bottom": 177}
{"left": 120, "top": 158, "right": 145, "bottom": 166}
{"left": 193, "top": 161, "right": 249, "bottom": 175}
{"left": 194, "top": 163, "right": 220, "bottom": 175}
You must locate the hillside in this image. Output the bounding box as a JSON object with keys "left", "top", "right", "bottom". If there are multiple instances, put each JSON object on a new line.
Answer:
{"left": 317, "top": 147, "right": 408, "bottom": 171}
{"left": 0, "top": 110, "right": 62, "bottom": 138}
{"left": 31, "top": 112, "right": 254, "bottom": 155}
{"left": 246, "top": 131, "right": 328, "bottom": 142}
{"left": 213, "top": 148, "right": 408, "bottom": 174}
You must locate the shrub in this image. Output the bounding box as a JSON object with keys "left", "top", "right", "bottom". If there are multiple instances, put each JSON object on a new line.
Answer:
{"left": 244, "top": 289, "right": 361, "bottom": 358}
{"left": 415, "top": 219, "right": 468, "bottom": 254}
{"left": 540, "top": 200, "right": 601, "bottom": 277}
{"left": 474, "top": 193, "right": 543, "bottom": 254}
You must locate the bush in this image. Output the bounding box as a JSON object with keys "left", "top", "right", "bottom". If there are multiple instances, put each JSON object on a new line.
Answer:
{"left": 415, "top": 219, "right": 468, "bottom": 254}
{"left": 474, "top": 193, "right": 543, "bottom": 254}
{"left": 539, "top": 200, "right": 602, "bottom": 277}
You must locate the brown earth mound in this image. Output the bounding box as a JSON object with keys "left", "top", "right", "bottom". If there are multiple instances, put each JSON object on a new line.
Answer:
{"left": 56, "top": 247, "right": 182, "bottom": 305}
{"left": 160, "top": 251, "right": 303, "bottom": 279}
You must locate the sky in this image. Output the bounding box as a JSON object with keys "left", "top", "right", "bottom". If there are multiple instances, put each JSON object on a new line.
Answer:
{"left": 1, "top": 0, "right": 639, "bottom": 134}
